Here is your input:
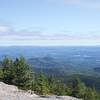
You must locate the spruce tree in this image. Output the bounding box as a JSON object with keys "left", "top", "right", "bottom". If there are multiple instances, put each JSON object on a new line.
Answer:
{"left": 66, "top": 83, "right": 73, "bottom": 96}
{"left": 55, "top": 81, "right": 66, "bottom": 96}
{"left": 71, "top": 77, "right": 86, "bottom": 98}
{"left": 2, "top": 57, "right": 14, "bottom": 84}
{"left": 13, "top": 57, "right": 33, "bottom": 89}
{"left": 33, "top": 73, "right": 49, "bottom": 95}
{"left": 48, "top": 76, "right": 56, "bottom": 94}
{"left": 84, "top": 88, "right": 99, "bottom": 100}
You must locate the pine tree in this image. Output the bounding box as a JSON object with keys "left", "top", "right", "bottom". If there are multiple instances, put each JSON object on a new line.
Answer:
{"left": 55, "top": 81, "right": 66, "bottom": 96}
{"left": 13, "top": 57, "right": 33, "bottom": 89}
{"left": 48, "top": 76, "right": 56, "bottom": 94}
{"left": 66, "top": 83, "right": 73, "bottom": 96}
{"left": 2, "top": 57, "right": 14, "bottom": 84}
{"left": 0, "top": 68, "right": 3, "bottom": 80}
{"left": 84, "top": 88, "right": 99, "bottom": 100}
{"left": 33, "top": 73, "right": 49, "bottom": 95}
{"left": 71, "top": 77, "right": 86, "bottom": 98}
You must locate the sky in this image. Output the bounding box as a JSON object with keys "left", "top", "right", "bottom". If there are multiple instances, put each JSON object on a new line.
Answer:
{"left": 0, "top": 0, "right": 100, "bottom": 46}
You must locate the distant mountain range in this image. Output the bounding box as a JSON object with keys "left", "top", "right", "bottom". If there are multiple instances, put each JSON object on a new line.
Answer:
{"left": 0, "top": 46, "right": 100, "bottom": 76}
{"left": 0, "top": 46, "right": 100, "bottom": 91}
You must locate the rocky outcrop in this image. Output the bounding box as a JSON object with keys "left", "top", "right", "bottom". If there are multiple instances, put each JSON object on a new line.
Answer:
{"left": 0, "top": 82, "right": 82, "bottom": 100}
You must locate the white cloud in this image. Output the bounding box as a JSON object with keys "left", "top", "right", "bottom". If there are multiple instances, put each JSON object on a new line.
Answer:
{"left": 0, "top": 26, "right": 100, "bottom": 46}
{"left": 0, "top": 26, "right": 11, "bottom": 33}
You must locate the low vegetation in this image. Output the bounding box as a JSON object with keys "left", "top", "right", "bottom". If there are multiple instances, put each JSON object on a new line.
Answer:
{"left": 0, "top": 57, "right": 100, "bottom": 100}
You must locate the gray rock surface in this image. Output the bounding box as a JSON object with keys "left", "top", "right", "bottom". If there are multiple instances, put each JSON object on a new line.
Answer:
{"left": 0, "top": 82, "right": 82, "bottom": 100}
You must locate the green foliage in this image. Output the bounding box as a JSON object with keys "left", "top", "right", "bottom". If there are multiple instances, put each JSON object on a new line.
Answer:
{"left": 0, "top": 68, "right": 3, "bottom": 80}
{"left": 71, "top": 77, "right": 87, "bottom": 98}
{"left": 55, "top": 81, "right": 66, "bottom": 96}
{"left": 48, "top": 76, "right": 66, "bottom": 95}
{"left": 33, "top": 73, "right": 49, "bottom": 95}
{"left": 48, "top": 76, "right": 57, "bottom": 94}
{"left": 65, "top": 83, "right": 73, "bottom": 96}
{"left": 2, "top": 57, "right": 33, "bottom": 89}
{"left": 13, "top": 57, "right": 33, "bottom": 89}
{"left": 83, "top": 88, "right": 99, "bottom": 100}
{"left": 0, "top": 56, "right": 100, "bottom": 100}
{"left": 70, "top": 77, "right": 99, "bottom": 100}
{"left": 2, "top": 57, "right": 14, "bottom": 84}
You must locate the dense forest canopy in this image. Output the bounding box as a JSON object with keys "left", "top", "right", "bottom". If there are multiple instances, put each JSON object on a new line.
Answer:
{"left": 0, "top": 57, "right": 100, "bottom": 100}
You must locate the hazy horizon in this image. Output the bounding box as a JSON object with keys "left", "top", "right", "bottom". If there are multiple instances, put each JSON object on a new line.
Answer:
{"left": 0, "top": 0, "right": 100, "bottom": 46}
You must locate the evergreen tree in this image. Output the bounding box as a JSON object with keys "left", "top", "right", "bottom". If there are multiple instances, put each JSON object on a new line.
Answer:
{"left": 0, "top": 68, "right": 3, "bottom": 80}
{"left": 2, "top": 57, "right": 14, "bottom": 84}
{"left": 84, "top": 88, "right": 99, "bottom": 100}
{"left": 55, "top": 80, "right": 66, "bottom": 96}
{"left": 71, "top": 77, "right": 86, "bottom": 98}
{"left": 66, "top": 83, "right": 73, "bottom": 96}
{"left": 1, "top": 56, "right": 100, "bottom": 100}
{"left": 33, "top": 73, "right": 49, "bottom": 95}
{"left": 48, "top": 76, "right": 56, "bottom": 94}
{"left": 13, "top": 57, "right": 33, "bottom": 89}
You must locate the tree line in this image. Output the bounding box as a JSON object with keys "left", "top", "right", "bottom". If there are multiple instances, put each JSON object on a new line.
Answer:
{"left": 0, "top": 57, "right": 100, "bottom": 100}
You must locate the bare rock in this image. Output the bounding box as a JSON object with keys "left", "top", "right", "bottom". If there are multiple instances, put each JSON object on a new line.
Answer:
{"left": 0, "top": 82, "right": 82, "bottom": 100}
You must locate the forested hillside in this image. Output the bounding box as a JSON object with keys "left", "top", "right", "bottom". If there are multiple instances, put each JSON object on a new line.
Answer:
{"left": 0, "top": 57, "right": 100, "bottom": 100}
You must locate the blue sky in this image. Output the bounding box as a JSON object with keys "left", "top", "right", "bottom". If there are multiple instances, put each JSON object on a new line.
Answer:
{"left": 0, "top": 0, "right": 100, "bottom": 46}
